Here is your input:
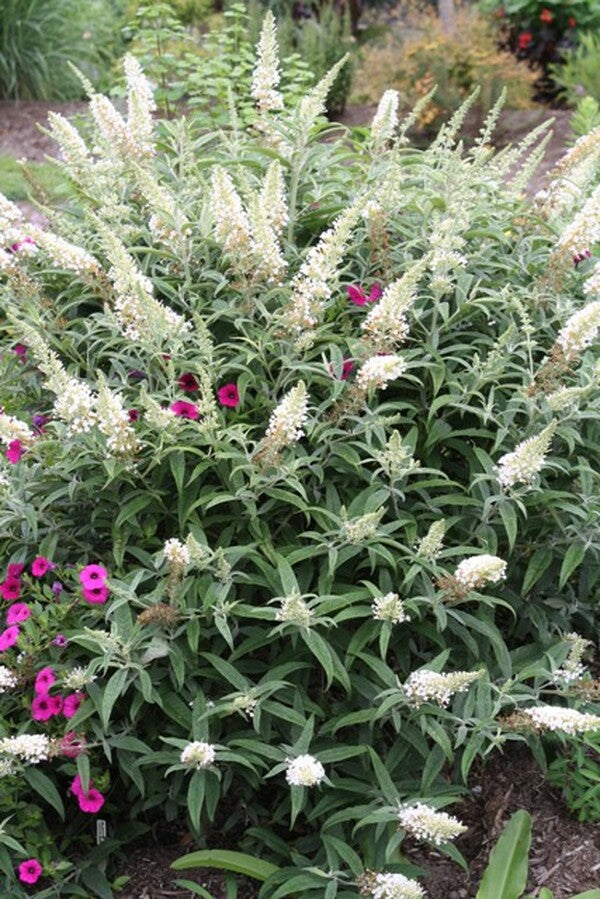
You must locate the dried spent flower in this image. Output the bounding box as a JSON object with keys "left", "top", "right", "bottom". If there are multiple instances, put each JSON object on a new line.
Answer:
{"left": 397, "top": 802, "right": 467, "bottom": 845}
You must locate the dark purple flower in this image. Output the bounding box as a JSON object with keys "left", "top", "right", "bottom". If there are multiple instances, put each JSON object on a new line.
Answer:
{"left": 51, "top": 581, "right": 64, "bottom": 596}
{"left": 32, "top": 414, "right": 49, "bottom": 432}
{"left": 128, "top": 370, "right": 147, "bottom": 381}
{"left": 52, "top": 634, "right": 68, "bottom": 647}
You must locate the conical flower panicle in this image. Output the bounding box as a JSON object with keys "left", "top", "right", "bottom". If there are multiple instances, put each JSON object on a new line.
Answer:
{"left": 251, "top": 11, "right": 284, "bottom": 113}
{"left": 496, "top": 422, "right": 556, "bottom": 488}
{"left": 370, "top": 90, "right": 400, "bottom": 150}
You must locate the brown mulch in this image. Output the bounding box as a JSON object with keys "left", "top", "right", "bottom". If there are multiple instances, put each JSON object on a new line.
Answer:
{"left": 411, "top": 744, "right": 600, "bottom": 898}
{"left": 114, "top": 746, "right": 600, "bottom": 898}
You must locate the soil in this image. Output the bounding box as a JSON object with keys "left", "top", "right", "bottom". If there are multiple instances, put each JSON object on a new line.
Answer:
{"left": 0, "top": 100, "right": 88, "bottom": 163}
{"left": 113, "top": 746, "right": 600, "bottom": 898}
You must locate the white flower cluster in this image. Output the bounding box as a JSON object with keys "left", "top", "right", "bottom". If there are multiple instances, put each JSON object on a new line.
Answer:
{"left": 295, "top": 56, "right": 348, "bottom": 136}
{"left": 96, "top": 374, "right": 139, "bottom": 457}
{"left": 286, "top": 204, "right": 360, "bottom": 330}
{"left": 428, "top": 218, "right": 467, "bottom": 292}
{"left": 404, "top": 669, "right": 481, "bottom": 707}
{"left": 124, "top": 54, "right": 156, "bottom": 157}
{"left": 397, "top": 802, "right": 467, "bottom": 845}
{"left": 371, "top": 872, "right": 425, "bottom": 899}
{"left": 0, "top": 192, "right": 24, "bottom": 246}
{"left": 249, "top": 198, "right": 287, "bottom": 283}
{"left": 251, "top": 11, "right": 284, "bottom": 113}
{"left": 260, "top": 161, "right": 288, "bottom": 235}
{"left": 496, "top": 422, "right": 556, "bottom": 488}
{"left": 584, "top": 260, "right": 600, "bottom": 298}
{"left": 453, "top": 554, "right": 507, "bottom": 590}
{"left": 371, "top": 90, "right": 400, "bottom": 149}
{"left": 104, "top": 233, "right": 189, "bottom": 344}
{"left": 285, "top": 754, "right": 325, "bottom": 787}
{"left": 164, "top": 538, "right": 191, "bottom": 571}
{"left": 537, "top": 126, "right": 600, "bottom": 220}
{"left": 362, "top": 263, "right": 424, "bottom": 348}
{"left": 47, "top": 112, "right": 91, "bottom": 177}
{"left": 555, "top": 182, "right": 600, "bottom": 259}
{"left": 372, "top": 593, "right": 409, "bottom": 625}
{"left": 0, "top": 666, "right": 17, "bottom": 692}
{"left": 0, "top": 413, "right": 35, "bottom": 447}
{"left": 180, "top": 741, "right": 216, "bottom": 770}
{"left": 29, "top": 227, "right": 99, "bottom": 277}
{"left": 265, "top": 381, "right": 309, "bottom": 450}
{"left": 556, "top": 300, "right": 600, "bottom": 358}
{"left": 0, "top": 734, "right": 50, "bottom": 764}
{"left": 53, "top": 377, "right": 97, "bottom": 436}
{"left": 554, "top": 633, "right": 591, "bottom": 684}
{"left": 524, "top": 705, "right": 600, "bottom": 735}
{"left": 211, "top": 166, "right": 252, "bottom": 259}
{"left": 231, "top": 692, "right": 258, "bottom": 719}
{"left": 276, "top": 594, "right": 313, "bottom": 628}
{"left": 63, "top": 667, "right": 96, "bottom": 690}
{"left": 416, "top": 520, "right": 446, "bottom": 560}
{"left": 344, "top": 508, "right": 385, "bottom": 544}
{"left": 356, "top": 355, "right": 407, "bottom": 392}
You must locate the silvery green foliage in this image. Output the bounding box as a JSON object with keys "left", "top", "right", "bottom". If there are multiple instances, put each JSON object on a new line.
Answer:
{"left": 1, "top": 35, "right": 600, "bottom": 897}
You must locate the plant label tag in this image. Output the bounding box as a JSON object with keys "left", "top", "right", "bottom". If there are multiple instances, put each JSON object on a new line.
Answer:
{"left": 96, "top": 819, "right": 107, "bottom": 844}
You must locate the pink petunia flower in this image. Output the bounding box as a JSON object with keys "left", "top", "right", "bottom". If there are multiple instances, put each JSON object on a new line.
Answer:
{"left": 0, "top": 578, "right": 21, "bottom": 601}
{"left": 18, "top": 858, "right": 42, "bottom": 885}
{"left": 63, "top": 691, "right": 85, "bottom": 719}
{"left": 35, "top": 667, "right": 56, "bottom": 694}
{"left": 7, "top": 563, "right": 24, "bottom": 578}
{"left": 31, "top": 556, "right": 51, "bottom": 577}
{"left": 82, "top": 585, "right": 109, "bottom": 604}
{"left": 217, "top": 383, "right": 240, "bottom": 408}
{"left": 49, "top": 695, "right": 63, "bottom": 716}
{"left": 70, "top": 774, "right": 90, "bottom": 797}
{"left": 329, "top": 358, "right": 355, "bottom": 381}
{"left": 347, "top": 282, "right": 383, "bottom": 306}
{"left": 171, "top": 400, "right": 199, "bottom": 420}
{"left": 178, "top": 372, "right": 199, "bottom": 392}
{"left": 6, "top": 440, "right": 24, "bottom": 464}
{"left": 13, "top": 344, "right": 27, "bottom": 360}
{"left": 79, "top": 564, "right": 108, "bottom": 589}
{"left": 61, "top": 731, "right": 86, "bottom": 759}
{"left": 6, "top": 603, "right": 30, "bottom": 625}
{"left": 0, "top": 625, "right": 19, "bottom": 651}
{"left": 78, "top": 787, "right": 105, "bottom": 814}
{"left": 52, "top": 633, "right": 68, "bottom": 647}
{"left": 31, "top": 693, "right": 56, "bottom": 721}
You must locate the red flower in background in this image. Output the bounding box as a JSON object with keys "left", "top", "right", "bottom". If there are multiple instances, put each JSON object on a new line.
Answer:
{"left": 518, "top": 31, "right": 533, "bottom": 49}
{"left": 178, "top": 372, "right": 199, "bottom": 392}
{"left": 539, "top": 8, "right": 553, "bottom": 22}
{"left": 568, "top": 16, "right": 576, "bottom": 27}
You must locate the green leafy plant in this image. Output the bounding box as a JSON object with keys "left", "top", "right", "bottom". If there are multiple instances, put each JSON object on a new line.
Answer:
{"left": 547, "top": 734, "right": 600, "bottom": 822}
{"left": 1, "top": 16, "right": 600, "bottom": 898}
{"left": 476, "top": 810, "right": 531, "bottom": 899}
{"left": 550, "top": 31, "right": 600, "bottom": 105}
{"left": 0, "top": 0, "right": 124, "bottom": 100}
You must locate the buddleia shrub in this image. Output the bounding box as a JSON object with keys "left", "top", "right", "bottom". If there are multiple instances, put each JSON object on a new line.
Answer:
{"left": 1, "top": 20, "right": 600, "bottom": 898}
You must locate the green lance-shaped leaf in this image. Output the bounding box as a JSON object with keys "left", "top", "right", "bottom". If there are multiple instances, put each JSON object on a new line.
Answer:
{"left": 172, "top": 849, "right": 279, "bottom": 882}
{"left": 476, "top": 809, "right": 532, "bottom": 899}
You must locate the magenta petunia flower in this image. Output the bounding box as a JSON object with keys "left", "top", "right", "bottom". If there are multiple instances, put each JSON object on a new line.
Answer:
{"left": 31, "top": 693, "right": 55, "bottom": 721}
{"left": 128, "top": 409, "right": 139, "bottom": 422}
{"left": 35, "top": 666, "right": 56, "bottom": 694}
{"left": 31, "top": 556, "right": 51, "bottom": 577}
{"left": 82, "top": 585, "right": 109, "bottom": 605}
{"left": 61, "top": 731, "right": 86, "bottom": 758}
{"left": 63, "top": 691, "right": 85, "bottom": 719}
{"left": 347, "top": 282, "right": 383, "bottom": 306}
{"left": 49, "top": 695, "right": 63, "bottom": 716}
{"left": 0, "top": 625, "right": 19, "bottom": 651}
{"left": 13, "top": 343, "right": 27, "bottom": 360}
{"left": 78, "top": 787, "right": 105, "bottom": 814}
{"left": 6, "top": 439, "right": 24, "bottom": 464}
{"left": 0, "top": 578, "right": 21, "bottom": 600}
{"left": 18, "top": 858, "right": 42, "bottom": 885}
{"left": 178, "top": 372, "right": 199, "bottom": 392}
{"left": 79, "top": 564, "right": 108, "bottom": 589}
{"left": 6, "top": 603, "right": 30, "bottom": 625}
{"left": 217, "top": 383, "right": 240, "bottom": 408}
{"left": 70, "top": 774, "right": 90, "bottom": 797}
{"left": 171, "top": 400, "right": 200, "bottom": 420}
{"left": 7, "top": 563, "right": 24, "bottom": 578}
